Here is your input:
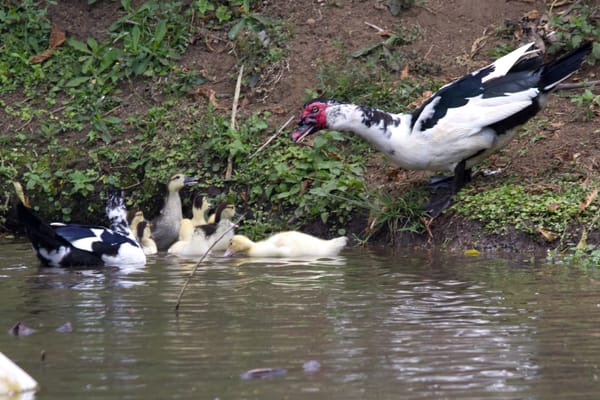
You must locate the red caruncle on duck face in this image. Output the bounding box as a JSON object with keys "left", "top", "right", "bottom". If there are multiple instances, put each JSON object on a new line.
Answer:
{"left": 290, "top": 99, "right": 330, "bottom": 143}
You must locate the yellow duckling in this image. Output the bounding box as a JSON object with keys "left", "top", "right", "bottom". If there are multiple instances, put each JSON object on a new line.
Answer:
{"left": 224, "top": 231, "right": 347, "bottom": 258}
{"left": 136, "top": 220, "right": 157, "bottom": 255}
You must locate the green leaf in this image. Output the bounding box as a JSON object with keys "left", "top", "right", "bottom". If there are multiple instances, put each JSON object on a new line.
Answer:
{"left": 228, "top": 18, "right": 246, "bottom": 40}
{"left": 352, "top": 42, "right": 382, "bottom": 58}
{"left": 154, "top": 20, "right": 167, "bottom": 49}
{"left": 132, "top": 26, "right": 141, "bottom": 53}
{"left": 216, "top": 5, "right": 233, "bottom": 23}
{"left": 86, "top": 37, "right": 99, "bottom": 51}
{"left": 65, "top": 76, "right": 90, "bottom": 87}
{"left": 68, "top": 38, "right": 91, "bottom": 54}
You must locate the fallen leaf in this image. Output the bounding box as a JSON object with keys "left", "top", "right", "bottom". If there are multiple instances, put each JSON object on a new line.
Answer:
{"left": 190, "top": 87, "right": 227, "bottom": 109}
{"left": 31, "top": 48, "right": 54, "bottom": 64}
{"left": 576, "top": 228, "right": 588, "bottom": 252}
{"left": 400, "top": 64, "right": 410, "bottom": 80}
{"left": 579, "top": 188, "right": 598, "bottom": 211}
{"left": 464, "top": 249, "right": 480, "bottom": 256}
{"left": 300, "top": 179, "right": 313, "bottom": 195}
{"left": 525, "top": 9, "right": 539, "bottom": 21}
{"left": 546, "top": 202, "right": 560, "bottom": 212}
{"left": 536, "top": 227, "right": 558, "bottom": 242}
{"left": 49, "top": 23, "right": 66, "bottom": 49}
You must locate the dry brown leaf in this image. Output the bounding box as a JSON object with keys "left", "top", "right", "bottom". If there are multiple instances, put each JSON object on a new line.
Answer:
{"left": 525, "top": 9, "right": 539, "bottom": 21}
{"left": 300, "top": 179, "right": 313, "bottom": 195}
{"left": 547, "top": 202, "right": 561, "bottom": 212}
{"left": 49, "top": 23, "right": 66, "bottom": 49}
{"left": 400, "top": 64, "right": 410, "bottom": 80}
{"left": 190, "top": 87, "right": 227, "bottom": 110}
{"left": 536, "top": 227, "right": 558, "bottom": 242}
{"left": 579, "top": 188, "right": 598, "bottom": 211}
{"left": 31, "top": 49, "right": 54, "bottom": 64}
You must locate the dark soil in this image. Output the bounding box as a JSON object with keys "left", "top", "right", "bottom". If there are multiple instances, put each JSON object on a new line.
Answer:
{"left": 33, "top": 0, "right": 600, "bottom": 252}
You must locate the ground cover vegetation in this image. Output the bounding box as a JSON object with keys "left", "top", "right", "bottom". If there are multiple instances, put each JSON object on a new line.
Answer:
{"left": 0, "top": 0, "right": 598, "bottom": 264}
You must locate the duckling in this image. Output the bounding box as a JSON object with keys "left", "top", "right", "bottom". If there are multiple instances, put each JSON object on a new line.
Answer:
{"left": 177, "top": 194, "right": 211, "bottom": 240}
{"left": 14, "top": 182, "right": 146, "bottom": 268}
{"left": 167, "top": 216, "right": 196, "bottom": 256}
{"left": 194, "top": 202, "right": 237, "bottom": 252}
{"left": 136, "top": 220, "right": 157, "bottom": 255}
{"left": 151, "top": 173, "right": 197, "bottom": 250}
{"left": 129, "top": 210, "right": 145, "bottom": 241}
{"left": 224, "top": 231, "right": 348, "bottom": 258}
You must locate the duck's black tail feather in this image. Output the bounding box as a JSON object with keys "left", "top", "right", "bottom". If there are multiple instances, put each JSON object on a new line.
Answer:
{"left": 541, "top": 42, "right": 592, "bottom": 91}
{"left": 16, "top": 202, "right": 102, "bottom": 267}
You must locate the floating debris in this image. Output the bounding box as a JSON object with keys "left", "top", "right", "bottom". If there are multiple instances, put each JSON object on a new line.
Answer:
{"left": 303, "top": 360, "right": 321, "bottom": 373}
{"left": 8, "top": 322, "right": 35, "bottom": 337}
{"left": 240, "top": 368, "right": 287, "bottom": 380}
{"left": 56, "top": 322, "right": 73, "bottom": 333}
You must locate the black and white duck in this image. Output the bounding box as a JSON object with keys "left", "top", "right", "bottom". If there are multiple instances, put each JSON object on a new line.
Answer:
{"left": 15, "top": 182, "right": 146, "bottom": 268}
{"left": 291, "top": 42, "right": 592, "bottom": 216}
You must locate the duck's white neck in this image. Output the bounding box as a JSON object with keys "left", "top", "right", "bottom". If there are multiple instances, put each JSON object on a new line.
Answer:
{"left": 327, "top": 104, "right": 408, "bottom": 144}
{"left": 326, "top": 104, "right": 421, "bottom": 170}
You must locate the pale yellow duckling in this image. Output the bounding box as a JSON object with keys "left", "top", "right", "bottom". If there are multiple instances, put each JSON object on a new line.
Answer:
{"left": 129, "top": 210, "right": 145, "bottom": 241}
{"left": 177, "top": 195, "right": 211, "bottom": 240}
{"left": 168, "top": 203, "right": 235, "bottom": 256}
{"left": 224, "top": 231, "right": 348, "bottom": 258}
{"left": 167, "top": 216, "right": 195, "bottom": 256}
{"left": 136, "top": 220, "right": 157, "bottom": 255}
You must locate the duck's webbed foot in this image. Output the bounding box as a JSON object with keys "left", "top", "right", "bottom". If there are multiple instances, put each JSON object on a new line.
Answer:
{"left": 422, "top": 192, "right": 454, "bottom": 218}
{"left": 422, "top": 161, "right": 471, "bottom": 218}
{"left": 427, "top": 175, "right": 454, "bottom": 190}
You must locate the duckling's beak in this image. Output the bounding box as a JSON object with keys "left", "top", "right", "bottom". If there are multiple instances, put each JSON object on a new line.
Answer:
{"left": 184, "top": 176, "right": 198, "bottom": 186}
{"left": 223, "top": 249, "right": 234, "bottom": 257}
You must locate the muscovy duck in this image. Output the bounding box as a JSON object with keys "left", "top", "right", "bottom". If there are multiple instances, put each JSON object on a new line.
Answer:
{"left": 291, "top": 42, "right": 592, "bottom": 216}
{"left": 15, "top": 183, "right": 146, "bottom": 267}
{"left": 151, "top": 173, "right": 198, "bottom": 250}
{"left": 223, "top": 231, "right": 348, "bottom": 258}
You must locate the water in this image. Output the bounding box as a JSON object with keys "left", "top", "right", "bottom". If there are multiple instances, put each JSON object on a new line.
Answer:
{"left": 2, "top": 240, "right": 600, "bottom": 399}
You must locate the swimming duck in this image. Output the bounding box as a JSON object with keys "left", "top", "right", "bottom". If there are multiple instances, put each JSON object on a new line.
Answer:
{"left": 151, "top": 173, "right": 198, "bottom": 250}
{"left": 169, "top": 202, "right": 236, "bottom": 256}
{"left": 224, "top": 231, "right": 348, "bottom": 258}
{"left": 136, "top": 220, "right": 157, "bottom": 255}
{"left": 14, "top": 182, "right": 146, "bottom": 268}
{"left": 195, "top": 202, "right": 237, "bottom": 252}
{"left": 291, "top": 42, "right": 592, "bottom": 216}
{"left": 167, "top": 215, "right": 196, "bottom": 256}
{"left": 178, "top": 194, "right": 211, "bottom": 238}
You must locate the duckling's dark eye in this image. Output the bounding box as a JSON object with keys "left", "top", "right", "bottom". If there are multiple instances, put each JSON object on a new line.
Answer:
{"left": 311, "top": 106, "right": 319, "bottom": 113}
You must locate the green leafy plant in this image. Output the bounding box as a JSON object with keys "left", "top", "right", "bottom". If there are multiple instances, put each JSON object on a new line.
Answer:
{"left": 547, "top": 0, "right": 600, "bottom": 64}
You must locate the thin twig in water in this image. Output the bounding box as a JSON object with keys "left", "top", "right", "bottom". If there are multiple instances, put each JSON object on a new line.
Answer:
{"left": 174, "top": 215, "right": 245, "bottom": 311}
{"left": 249, "top": 116, "right": 295, "bottom": 159}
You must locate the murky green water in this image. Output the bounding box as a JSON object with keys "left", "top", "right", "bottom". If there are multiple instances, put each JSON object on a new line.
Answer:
{"left": 2, "top": 240, "right": 600, "bottom": 399}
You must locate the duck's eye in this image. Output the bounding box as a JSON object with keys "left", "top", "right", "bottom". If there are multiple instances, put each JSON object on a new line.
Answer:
{"left": 311, "top": 106, "right": 319, "bottom": 113}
